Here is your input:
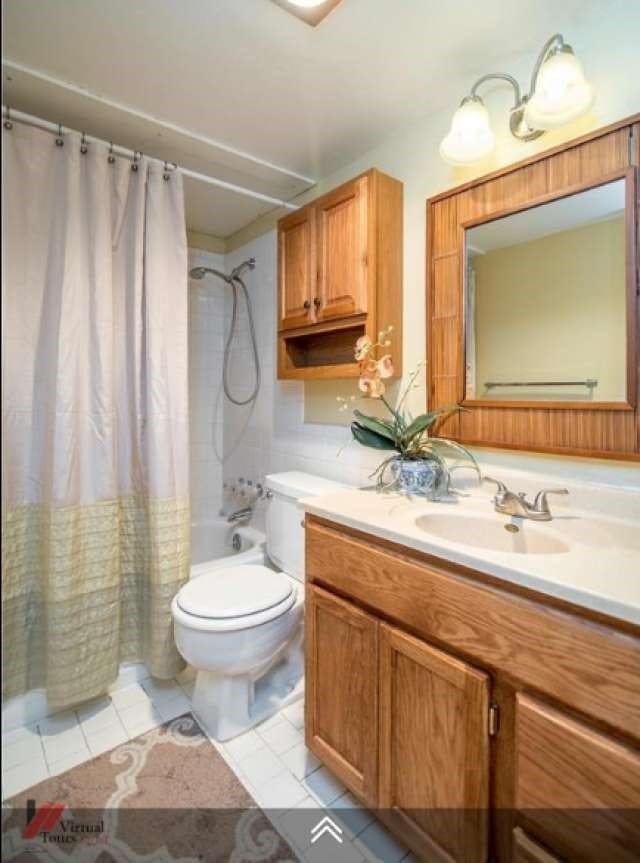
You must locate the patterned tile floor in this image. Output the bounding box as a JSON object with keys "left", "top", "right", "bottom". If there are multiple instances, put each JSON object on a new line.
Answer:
{"left": 1, "top": 675, "right": 415, "bottom": 863}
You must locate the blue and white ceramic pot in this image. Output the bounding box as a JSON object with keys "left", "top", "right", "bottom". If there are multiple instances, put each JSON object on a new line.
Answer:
{"left": 389, "top": 456, "right": 446, "bottom": 499}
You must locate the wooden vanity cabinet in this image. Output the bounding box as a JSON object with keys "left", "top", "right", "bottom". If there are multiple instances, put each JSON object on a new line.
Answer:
{"left": 304, "top": 516, "right": 640, "bottom": 863}
{"left": 305, "top": 585, "right": 379, "bottom": 806}
{"left": 378, "top": 624, "right": 490, "bottom": 863}
{"left": 277, "top": 168, "right": 402, "bottom": 379}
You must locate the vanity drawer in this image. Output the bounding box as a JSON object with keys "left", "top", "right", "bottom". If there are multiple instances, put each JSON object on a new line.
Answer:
{"left": 515, "top": 694, "right": 640, "bottom": 863}
{"left": 305, "top": 518, "right": 640, "bottom": 740}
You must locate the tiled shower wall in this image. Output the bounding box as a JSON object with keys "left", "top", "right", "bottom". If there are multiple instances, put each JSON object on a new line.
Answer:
{"left": 210, "top": 234, "right": 379, "bottom": 521}
{"left": 189, "top": 233, "right": 379, "bottom": 527}
{"left": 188, "top": 249, "right": 226, "bottom": 522}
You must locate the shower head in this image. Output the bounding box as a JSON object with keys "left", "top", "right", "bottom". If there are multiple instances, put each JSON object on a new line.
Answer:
{"left": 189, "top": 266, "right": 208, "bottom": 279}
{"left": 230, "top": 258, "right": 256, "bottom": 280}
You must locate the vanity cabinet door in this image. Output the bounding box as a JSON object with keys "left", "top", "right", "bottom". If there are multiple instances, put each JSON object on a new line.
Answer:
{"left": 315, "top": 174, "right": 370, "bottom": 322}
{"left": 278, "top": 206, "right": 316, "bottom": 331}
{"left": 378, "top": 623, "right": 490, "bottom": 863}
{"left": 305, "top": 584, "right": 378, "bottom": 807}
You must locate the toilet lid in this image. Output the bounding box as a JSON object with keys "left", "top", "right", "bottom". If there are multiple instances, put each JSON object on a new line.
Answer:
{"left": 176, "top": 565, "right": 293, "bottom": 620}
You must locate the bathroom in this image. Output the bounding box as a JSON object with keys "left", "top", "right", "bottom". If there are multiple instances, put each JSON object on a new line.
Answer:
{"left": 2, "top": 1, "right": 639, "bottom": 861}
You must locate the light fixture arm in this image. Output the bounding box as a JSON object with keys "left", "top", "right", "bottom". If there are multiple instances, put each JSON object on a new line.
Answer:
{"left": 465, "top": 71, "right": 541, "bottom": 142}
{"left": 469, "top": 73, "right": 522, "bottom": 110}
{"left": 529, "top": 33, "right": 565, "bottom": 96}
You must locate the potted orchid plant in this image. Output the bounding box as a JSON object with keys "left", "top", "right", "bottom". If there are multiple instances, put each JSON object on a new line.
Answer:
{"left": 337, "top": 327, "right": 480, "bottom": 498}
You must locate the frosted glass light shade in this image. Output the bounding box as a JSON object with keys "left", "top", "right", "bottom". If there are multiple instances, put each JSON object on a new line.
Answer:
{"left": 287, "top": 0, "right": 326, "bottom": 6}
{"left": 440, "top": 99, "right": 495, "bottom": 166}
{"left": 525, "top": 49, "right": 593, "bottom": 130}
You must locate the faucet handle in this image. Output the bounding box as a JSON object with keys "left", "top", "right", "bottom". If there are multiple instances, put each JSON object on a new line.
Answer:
{"left": 533, "top": 488, "right": 569, "bottom": 513}
{"left": 482, "top": 475, "right": 508, "bottom": 494}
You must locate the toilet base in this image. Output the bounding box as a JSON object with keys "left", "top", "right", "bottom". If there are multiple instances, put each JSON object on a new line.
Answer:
{"left": 191, "top": 631, "right": 304, "bottom": 741}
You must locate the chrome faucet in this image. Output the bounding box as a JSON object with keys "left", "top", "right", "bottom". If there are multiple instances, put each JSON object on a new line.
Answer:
{"left": 483, "top": 476, "right": 568, "bottom": 521}
{"left": 226, "top": 506, "right": 253, "bottom": 525}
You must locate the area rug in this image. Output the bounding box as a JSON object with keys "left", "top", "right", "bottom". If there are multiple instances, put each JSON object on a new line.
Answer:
{"left": 2, "top": 713, "right": 299, "bottom": 862}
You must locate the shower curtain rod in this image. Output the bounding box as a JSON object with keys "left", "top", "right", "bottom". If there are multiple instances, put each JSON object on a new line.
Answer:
{"left": 2, "top": 106, "right": 300, "bottom": 211}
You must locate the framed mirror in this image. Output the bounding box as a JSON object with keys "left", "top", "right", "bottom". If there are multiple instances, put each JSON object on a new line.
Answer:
{"left": 463, "top": 172, "right": 635, "bottom": 408}
{"left": 426, "top": 115, "right": 640, "bottom": 460}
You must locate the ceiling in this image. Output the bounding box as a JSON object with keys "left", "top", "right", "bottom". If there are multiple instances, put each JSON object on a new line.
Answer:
{"left": 2, "top": 0, "right": 603, "bottom": 239}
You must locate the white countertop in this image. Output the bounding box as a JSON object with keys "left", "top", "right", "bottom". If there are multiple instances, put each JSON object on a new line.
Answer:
{"left": 301, "top": 485, "right": 640, "bottom": 626}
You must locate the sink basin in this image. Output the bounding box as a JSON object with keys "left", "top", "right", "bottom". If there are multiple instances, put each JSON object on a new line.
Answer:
{"left": 415, "top": 513, "right": 570, "bottom": 555}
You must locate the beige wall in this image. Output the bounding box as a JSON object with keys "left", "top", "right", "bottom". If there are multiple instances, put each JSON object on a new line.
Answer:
{"left": 223, "top": 2, "right": 640, "bottom": 476}
{"left": 471, "top": 216, "right": 626, "bottom": 402}
{"left": 296, "top": 2, "right": 640, "bottom": 435}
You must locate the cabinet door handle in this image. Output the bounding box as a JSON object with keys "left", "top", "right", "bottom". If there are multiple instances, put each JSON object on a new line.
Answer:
{"left": 303, "top": 300, "right": 311, "bottom": 310}
{"left": 313, "top": 297, "right": 321, "bottom": 308}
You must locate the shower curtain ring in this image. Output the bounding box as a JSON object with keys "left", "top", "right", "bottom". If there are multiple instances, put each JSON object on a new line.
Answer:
{"left": 3, "top": 107, "right": 13, "bottom": 130}
{"left": 131, "top": 151, "right": 140, "bottom": 172}
{"left": 55, "top": 124, "right": 64, "bottom": 147}
{"left": 80, "top": 132, "right": 88, "bottom": 154}
{"left": 108, "top": 142, "right": 116, "bottom": 164}
{"left": 162, "top": 161, "right": 171, "bottom": 181}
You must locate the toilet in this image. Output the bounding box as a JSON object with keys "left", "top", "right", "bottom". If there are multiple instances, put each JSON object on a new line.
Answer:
{"left": 171, "top": 471, "right": 347, "bottom": 741}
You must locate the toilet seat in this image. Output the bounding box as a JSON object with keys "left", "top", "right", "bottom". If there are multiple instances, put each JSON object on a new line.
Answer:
{"left": 174, "top": 565, "right": 297, "bottom": 632}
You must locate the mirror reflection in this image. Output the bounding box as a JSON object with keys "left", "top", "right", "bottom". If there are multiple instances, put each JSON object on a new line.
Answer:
{"left": 464, "top": 179, "right": 627, "bottom": 402}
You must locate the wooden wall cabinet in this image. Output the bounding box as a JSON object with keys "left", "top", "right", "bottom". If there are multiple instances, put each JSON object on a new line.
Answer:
{"left": 426, "top": 115, "right": 640, "bottom": 459}
{"left": 305, "top": 516, "right": 640, "bottom": 863}
{"left": 277, "top": 168, "right": 402, "bottom": 379}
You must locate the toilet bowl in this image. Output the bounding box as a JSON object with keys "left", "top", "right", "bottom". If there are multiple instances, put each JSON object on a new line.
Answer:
{"left": 171, "top": 471, "right": 347, "bottom": 741}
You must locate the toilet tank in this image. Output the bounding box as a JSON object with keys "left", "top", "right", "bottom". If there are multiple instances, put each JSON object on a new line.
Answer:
{"left": 265, "top": 472, "right": 349, "bottom": 581}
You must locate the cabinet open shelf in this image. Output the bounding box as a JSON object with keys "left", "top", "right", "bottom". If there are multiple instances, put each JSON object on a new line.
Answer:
{"left": 279, "top": 322, "right": 365, "bottom": 379}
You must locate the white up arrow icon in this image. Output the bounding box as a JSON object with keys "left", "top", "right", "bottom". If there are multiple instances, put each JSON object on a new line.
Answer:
{"left": 310, "top": 815, "right": 343, "bottom": 844}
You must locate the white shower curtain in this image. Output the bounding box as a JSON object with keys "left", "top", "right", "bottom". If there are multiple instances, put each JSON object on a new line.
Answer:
{"left": 2, "top": 122, "right": 190, "bottom": 710}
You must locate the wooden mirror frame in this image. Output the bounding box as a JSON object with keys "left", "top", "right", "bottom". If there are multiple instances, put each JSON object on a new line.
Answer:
{"left": 427, "top": 115, "right": 640, "bottom": 461}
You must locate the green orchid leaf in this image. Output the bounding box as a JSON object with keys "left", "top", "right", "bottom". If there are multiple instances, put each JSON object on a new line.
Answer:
{"left": 352, "top": 410, "right": 397, "bottom": 442}
{"left": 403, "top": 405, "right": 461, "bottom": 445}
{"left": 423, "top": 437, "right": 480, "bottom": 474}
{"left": 351, "top": 422, "right": 398, "bottom": 451}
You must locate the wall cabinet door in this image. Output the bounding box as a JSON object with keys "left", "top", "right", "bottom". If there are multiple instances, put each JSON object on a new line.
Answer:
{"left": 305, "top": 584, "right": 378, "bottom": 806}
{"left": 278, "top": 206, "right": 316, "bottom": 331}
{"left": 378, "top": 624, "right": 490, "bottom": 863}
{"left": 315, "top": 174, "right": 370, "bottom": 322}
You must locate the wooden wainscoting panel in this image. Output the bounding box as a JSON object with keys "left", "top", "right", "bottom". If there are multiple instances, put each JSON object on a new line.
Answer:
{"left": 546, "top": 409, "right": 637, "bottom": 454}
{"left": 304, "top": 584, "right": 379, "bottom": 806}
{"left": 547, "top": 127, "right": 631, "bottom": 189}
{"left": 431, "top": 316, "right": 460, "bottom": 379}
{"left": 477, "top": 161, "right": 549, "bottom": 217}
{"left": 378, "top": 623, "right": 490, "bottom": 863}
{"left": 432, "top": 254, "right": 460, "bottom": 319}
{"left": 431, "top": 196, "right": 459, "bottom": 259}
{"left": 516, "top": 694, "right": 640, "bottom": 863}
{"left": 459, "top": 406, "right": 539, "bottom": 448}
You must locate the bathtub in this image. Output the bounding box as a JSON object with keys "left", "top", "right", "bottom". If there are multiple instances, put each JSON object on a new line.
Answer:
{"left": 190, "top": 517, "right": 266, "bottom": 578}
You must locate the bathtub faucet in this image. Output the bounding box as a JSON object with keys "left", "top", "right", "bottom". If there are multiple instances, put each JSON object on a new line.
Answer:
{"left": 227, "top": 506, "right": 253, "bottom": 525}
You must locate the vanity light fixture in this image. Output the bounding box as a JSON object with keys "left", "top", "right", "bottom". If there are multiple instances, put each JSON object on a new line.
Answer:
{"left": 271, "top": 0, "right": 343, "bottom": 26}
{"left": 440, "top": 34, "right": 594, "bottom": 166}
